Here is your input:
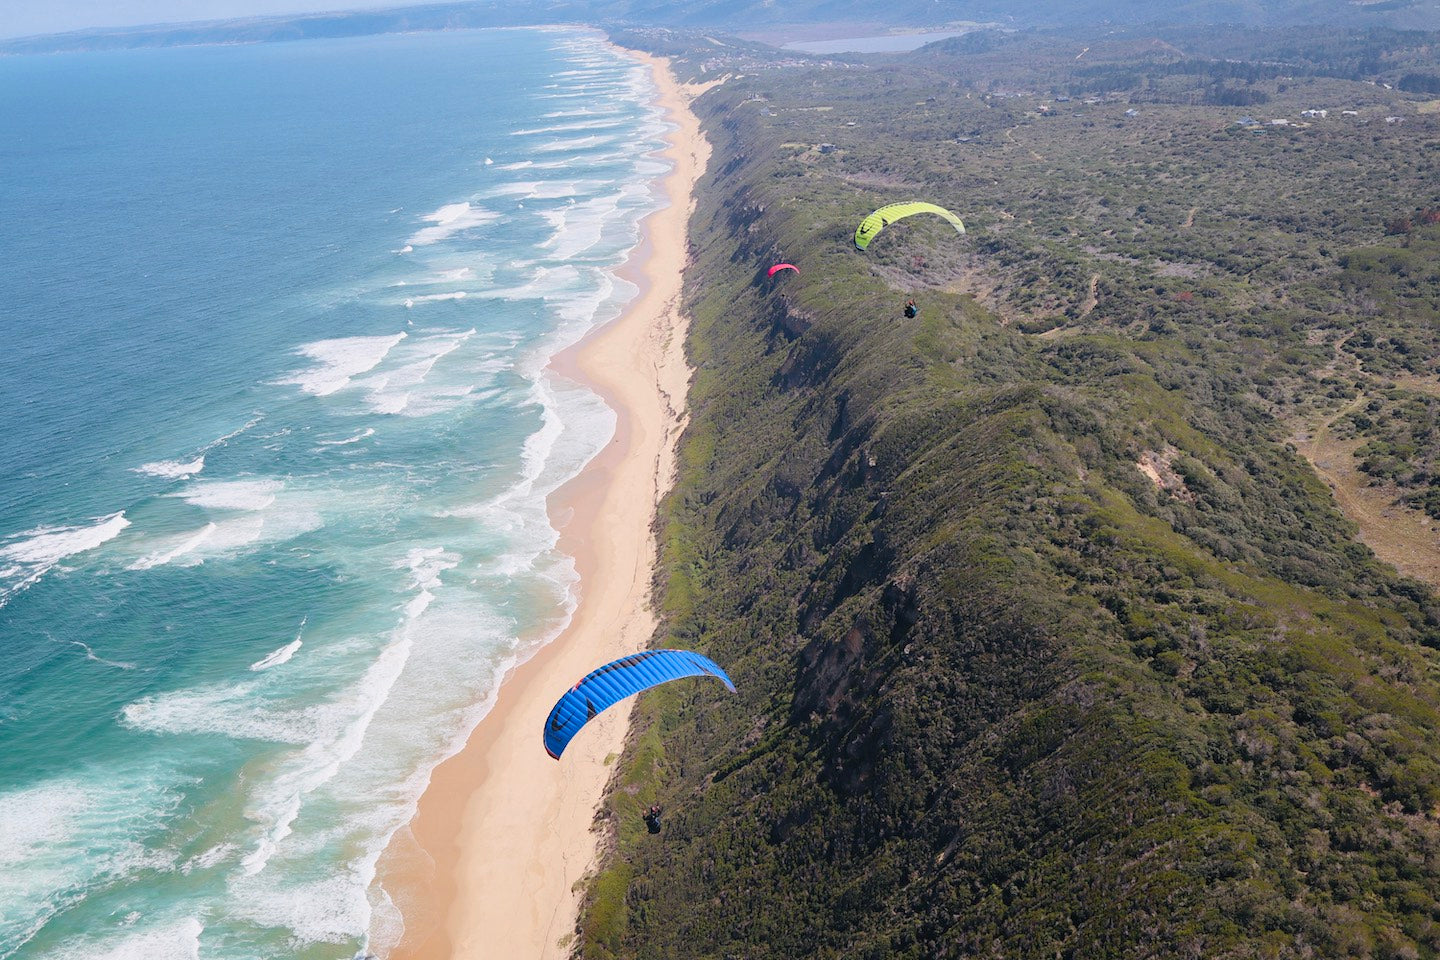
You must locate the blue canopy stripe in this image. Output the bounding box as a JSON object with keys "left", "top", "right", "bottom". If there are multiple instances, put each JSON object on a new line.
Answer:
{"left": 542, "top": 649, "right": 736, "bottom": 759}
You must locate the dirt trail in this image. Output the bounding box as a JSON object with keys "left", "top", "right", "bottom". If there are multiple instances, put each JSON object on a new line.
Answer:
{"left": 1003, "top": 125, "right": 1045, "bottom": 162}
{"left": 1293, "top": 392, "right": 1440, "bottom": 587}
{"left": 1079, "top": 273, "right": 1100, "bottom": 317}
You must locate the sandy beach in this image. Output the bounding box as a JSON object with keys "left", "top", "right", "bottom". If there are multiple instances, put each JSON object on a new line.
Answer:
{"left": 384, "top": 49, "right": 710, "bottom": 960}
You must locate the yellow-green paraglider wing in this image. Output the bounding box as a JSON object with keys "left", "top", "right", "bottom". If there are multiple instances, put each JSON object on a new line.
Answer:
{"left": 854, "top": 201, "right": 966, "bottom": 250}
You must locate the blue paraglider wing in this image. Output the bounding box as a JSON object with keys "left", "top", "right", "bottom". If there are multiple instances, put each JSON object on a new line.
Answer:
{"left": 543, "top": 649, "right": 736, "bottom": 759}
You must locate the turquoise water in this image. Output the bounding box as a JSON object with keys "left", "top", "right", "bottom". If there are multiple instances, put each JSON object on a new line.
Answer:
{"left": 0, "top": 28, "right": 668, "bottom": 959}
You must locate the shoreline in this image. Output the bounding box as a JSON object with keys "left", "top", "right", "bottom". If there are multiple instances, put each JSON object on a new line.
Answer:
{"left": 384, "top": 49, "right": 710, "bottom": 960}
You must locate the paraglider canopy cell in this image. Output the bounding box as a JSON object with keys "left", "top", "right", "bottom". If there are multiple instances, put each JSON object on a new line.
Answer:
{"left": 543, "top": 649, "right": 736, "bottom": 759}
{"left": 767, "top": 263, "right": 799, "bottom": 277}
{"left": 855, "top": 201, "right": 966, "bottom": 251}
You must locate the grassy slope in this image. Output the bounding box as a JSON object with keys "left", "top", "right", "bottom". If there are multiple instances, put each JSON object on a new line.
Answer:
{"left": 579, "top": 26, "right": 1440, "bottom": 960}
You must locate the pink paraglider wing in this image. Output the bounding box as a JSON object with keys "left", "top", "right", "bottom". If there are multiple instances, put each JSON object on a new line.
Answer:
{"left": 767, "top": 263, "right": 799, "bottom": 277}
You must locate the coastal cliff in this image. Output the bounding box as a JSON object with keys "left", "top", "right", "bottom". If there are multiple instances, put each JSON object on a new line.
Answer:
{"left": 579, "top": 26, "right": 1440, "bottom": 959}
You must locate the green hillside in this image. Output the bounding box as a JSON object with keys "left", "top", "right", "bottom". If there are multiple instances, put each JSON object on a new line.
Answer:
{"left": 577, "top": 25, "right": 1440, "bottom": 960}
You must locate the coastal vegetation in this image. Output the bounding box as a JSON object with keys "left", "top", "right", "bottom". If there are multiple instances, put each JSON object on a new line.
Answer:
{"left": 580, "top": 23, "right": 1440, "bottom": 959}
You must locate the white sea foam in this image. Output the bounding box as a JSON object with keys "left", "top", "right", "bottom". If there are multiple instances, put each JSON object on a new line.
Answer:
{"left": 504, "top": 155, "right": 598, "bottom": 173}
{"left": 516, "top": 381, "right": 566, "bottom": 498}
{"left": 550, "top": 269, "right": 623, "bottom": 345}
{"left": 181, "top": 842, "right": 237, "bottom": 875}
{"left": 512, "top": 118, "right": 626, "bottom": 136}
{"left": 251, "top": 620, "right": 305, "bottom": 671}
{"left": 203, "top": 414, "right": 264, "bottom": 451}
{"left": 191, "top": 514, "right": 269, "bottom": 556}
{"left": 0, "top": 782, "right": 93, "bottom": 876}
{"left": 317, "top": 428, "right": 376, "bottom": 447}
{"left": 44, "top": 918, "right": 204, "bottom": 960}
{"left": 403, "top": 291, "right": 467, "bottom": 308}
{"left": 538, "top": 189, "right": 635, "bottom": 260}
{"left": 128, "top": 523, "right": 218, "bottom": 571}
{"left": 0, "top": 774, "right": 186, "bottom": 953}
{"left": 62, "top": 637, "right": 135, "bottom": 670}
{"left": 154, "top": 481, "right": 323, "bottom": 560}
{"left": 407, "top": 202, "right": 498, "bottom": 246}
{"left": 277, "top": 333, "right": 407, "bottom": 396}
{"left": 251, "top": 638, "right": 303, "bottom": 671}
{"left": 0, "top": 512, "right": 130, "bottom": 607}
{"left": 485, "top": 179, "right": 603, "bottom": 203}
{"left": 122, "top": 684, "right": 323, "bottom": 745}
{"left": 220, "top": 562, "right": 518, "bottom": 951}
{"left": 535, "top": 133, "right": 624, "bottom": 153}
{"left": 353, "top": 330, "right": 476, "bottom": 416}
{"left": 230, "top": 871, "right": 377, "bottom": 945}
{"left": 398, "top": 546, "right": 460, "bottom": 592}
{"left": 469, "top": 263, "right": 583, "bottom": 303}
{"left": 550, "top": 79, "right": 626, "bottom": 93}
{"left": 130, "top": 416, "right": 264, "bottom": 483}
{"left": 172, "top": 479, "right": 282, "bottom": 512}
{"left": 445, "top": 369, "right": 614, "bottom": 531}
{"left": 482, "top": 179, "right": 544, "bottom": 197}
{"left": 542, "top": 106, "right": 620, "bottom": 118}
{"left": 0, "top": 512, "right": 130, "bottom": 569}
{"left": 122, "top": 537, "right": 462, "bottom": 894}
{"left": 134, "top": 456, "right": 205, "bottom": 480}
{"left": 213, "top": 507, "right": 323, "bottom": 557}
{"left": 433, "top": 267, "right": 474, "bottom": 282}
{"left": 236, "top": 560, "right": 454, "bottom": 877}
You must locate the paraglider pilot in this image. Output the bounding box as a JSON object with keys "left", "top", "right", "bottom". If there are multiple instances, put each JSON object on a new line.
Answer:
{"left": 643, "top": 804, "right": 663, "bottom": 834}
{"left": 903, "top": 299, "right": 918, "bottom": 319}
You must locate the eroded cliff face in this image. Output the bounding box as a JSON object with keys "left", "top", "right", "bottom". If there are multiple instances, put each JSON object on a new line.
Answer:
{"left": 579, "top": 40, "right": 1440, "bottom": 960}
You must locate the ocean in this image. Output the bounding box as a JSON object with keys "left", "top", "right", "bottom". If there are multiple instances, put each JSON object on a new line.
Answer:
{"left": 0, "top": 27, "right": 668, "bottom": 959}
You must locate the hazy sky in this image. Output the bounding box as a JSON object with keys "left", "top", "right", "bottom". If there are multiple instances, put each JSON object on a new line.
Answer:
{"left": 0, "top": 0, "right": 436, "bottom": 40}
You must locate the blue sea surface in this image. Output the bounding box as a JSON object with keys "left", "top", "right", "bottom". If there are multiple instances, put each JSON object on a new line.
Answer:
{"left": 0, "top": 27, "right": 668, "bottom": 959}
